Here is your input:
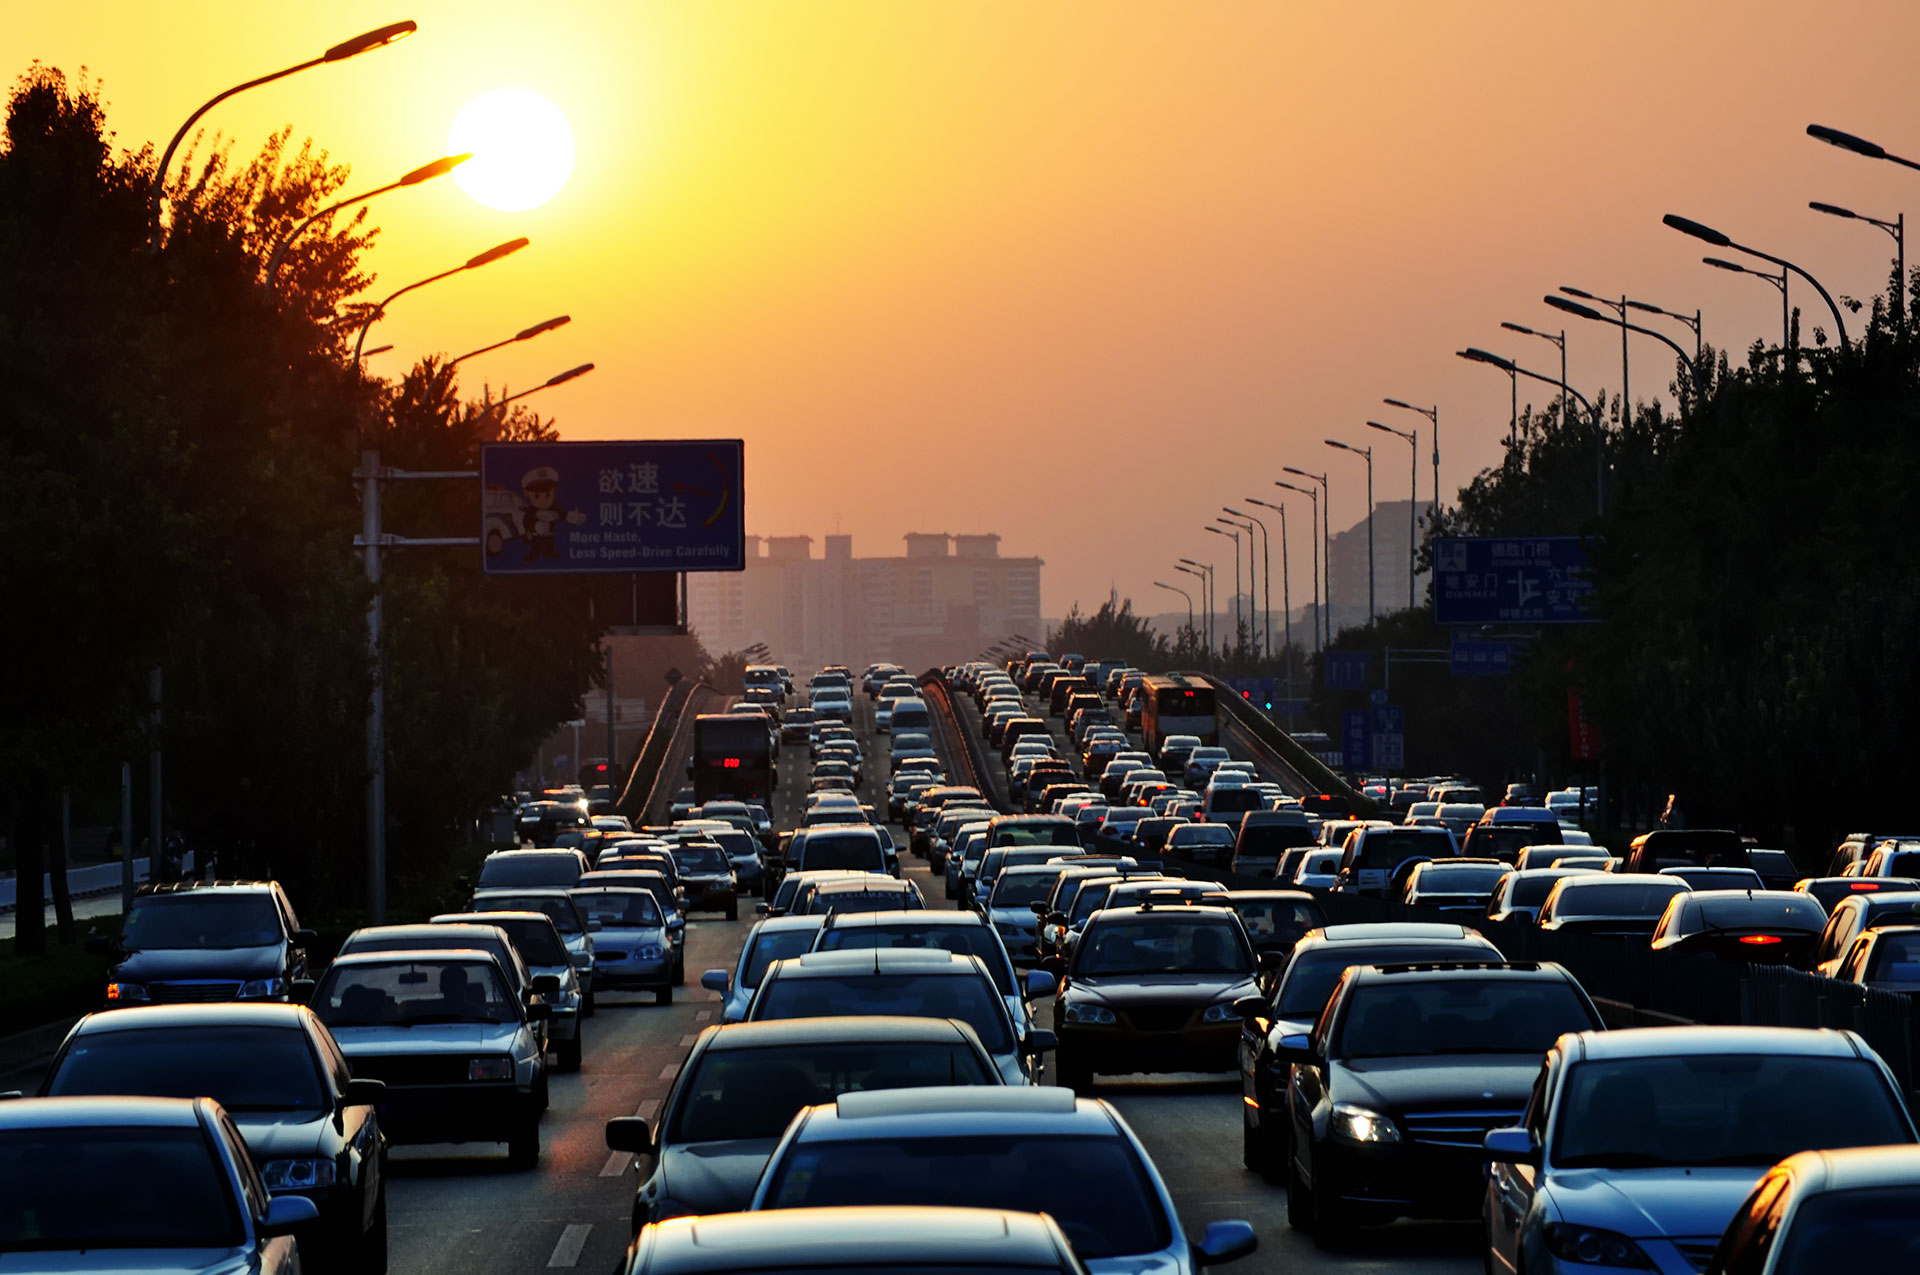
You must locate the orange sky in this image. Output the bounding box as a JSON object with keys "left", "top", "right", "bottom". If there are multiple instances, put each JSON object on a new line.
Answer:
{"left": 12, "top": 1, "right": 1920, "bottom": 616}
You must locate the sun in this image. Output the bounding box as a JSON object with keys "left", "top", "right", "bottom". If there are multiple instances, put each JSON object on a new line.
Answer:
{"left": 448, "top": 89, "right": 575, "bottom": 212}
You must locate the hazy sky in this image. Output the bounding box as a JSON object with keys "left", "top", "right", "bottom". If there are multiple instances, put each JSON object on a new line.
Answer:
{"left": 13, "top": 2, "right": 1920, "bottom": 614}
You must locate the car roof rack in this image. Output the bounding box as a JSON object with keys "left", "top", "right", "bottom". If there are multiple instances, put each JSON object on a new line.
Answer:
{"left": 134, "top": 879, "right": 268, "bottom": 896}
{"left": 1368, "top": 960, "right": 1539, "bottom": 975}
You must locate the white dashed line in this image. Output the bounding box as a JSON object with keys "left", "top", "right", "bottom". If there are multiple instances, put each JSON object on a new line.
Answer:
{"left": 636, "top": 1098, "right": 660, "bottom": 1119}
{"left": 599, "top": 1151, "right": 631, "bottom": 1177}
{"left": 695, "top": 1010, "right": 713, "bottom": 1021}
{"left": 548, "top": 1223, "right": 592, "bottom": 1267}
{"left": 659, "top": 1064, "right": 679, "bottom": 1080}
{"left": 678, "top": 1035, "right": 697, "bottom": 1047}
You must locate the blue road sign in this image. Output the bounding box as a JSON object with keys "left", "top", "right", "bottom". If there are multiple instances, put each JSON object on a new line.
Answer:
{"left": 1371, "top": 732, "right": 1404, "bottom": 771}
{"left": 1342, "top": 710, "right": 1371, "bottom": 771}
{"left": 481, "top": 440, "right": 745, "bottom": 575}
{"left": 1325, "top": 652, "right": 1371, "bottom": 691}
{"left": 1431, "top": 536, "right": 1595, "bottom": 625}
{"left": 1451, "top": 638, "right": 1517, "bottom": 675}
{"left": 1372, "top": 705, "right": 1404, "bottom": 734}
{"left": 1271, "top": 698, "right": 1309, "bottom": 716}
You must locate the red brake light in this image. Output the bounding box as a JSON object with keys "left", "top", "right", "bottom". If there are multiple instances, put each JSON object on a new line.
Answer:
{"left": 722, "top": 758, "right": 741, "bottom": 769}
{"left": 1850, "top": 882, "right": 1882, "bottom": 891}
{"left": 1739, "top": 934, "right": 1782, "bottom": 945}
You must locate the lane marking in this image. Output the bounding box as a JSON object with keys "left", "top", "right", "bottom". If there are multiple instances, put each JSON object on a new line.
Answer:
{"left": 548, "top": 1223, "right": 592, "bottom": 1267}
{"left": 695, "top": 1010, "right": 713, "bottom": 1022}
{"left": 679, "top": 1034, "right": 697, "bottom": 1047}
{"left": 637, "top": 1098, "right": 660, "bottom": 1118}
{"left": 599, "top": 1151, "right": 631, "bottom": 1177}
{"left": 659, "top": 1064, "right": 679, "bottom": 1080}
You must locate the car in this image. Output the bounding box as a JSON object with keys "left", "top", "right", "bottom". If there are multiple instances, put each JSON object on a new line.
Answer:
{"left": 745, "top": 949, "right": 1052, "bottom": 1085}
{"left": 745, "top": 1087, "right": 1258, "bottom": 1274}
{"left": 309, "top": 950, "right": 548, "bottom": 1168}
{"left": 475, "top": 847, "right": 591, "bottom": 890}
{"left": 1703, "top": 1143, "right": 1920, "bottom": 1275}
{"left": 1482, "top": 1026, "right": 1918, "bottom": 1275}
{"left": 785, "top": 825, "right": 893, "bottom": 879}
{"left": 786, "top": 872, "right": 902, "bottom": 917}
{"left": 1219, "top": 889, "right": 1326, "bottom": 960}
{"left": 604, "top": 1018, "right": 1003, "bottom": 1230}
{"left": 1743, "top": 848, "right": 1801, "bottom": 891}
{"left": 1229, "top": 809, "right": 1317, "bottom": 878}
{"left": 614, "top": 1205, "right": 1099, "bottom": 1275}
{"left": 0, "top": 1095, "right": 321, "bottom": 1272}
{"left": 1166, "top": 821, "right": 1238, "bottom": 868}
{"left": 470, "top": 886, "right": 604, "bottom": 1004}
{"left": 1859, "top": 839, "right": 1920, "bottom": 879}
{"left": 1513, "top": 845, "right": 1615, "bottom": 872}
{"left": 779, "top": 708, "right": 816, "bottom": 745}
{"left": 548, "top": 888, "right": 675, "bottom": 1004}
{"left": 1288, "top": 847, "right": 1346, "bottom": 890}
{"left": 1052, "top": 903, "right": 1259, "bottom": 1090}
{"left": 1483, "top": 866, "right": 1609, "bottom": 924}
{"left": 515, "top": 799, "right": 588, "bottom": 844}
{"left": 578, "top": 872, "right": 689, "bottom": 978}
{"left": 974, "top": 846, "right": 1081, "bottom": 915}
{"left": 668, "top": 840, "right": 740, "bottom": 919}
{"left": 96, "top": 880, "right": 314, "bottom": 1008}
{"left": 1333, "top": 825, "right": 1460, "bottom": 896}
{"left": 1624, "top": 828, "right": 1750, "bottom": 875}
{"left": 1832, "top": 924, "right": 1920, "bottom": 991}
{"left": 1398, "top": 859, "right": 1511, "bottom": 917}
{"left": 1536, "top": 873, "right": 1693, "bottom": 938}
{"left": 810, "top": 908, "right": 1051, "bottom": 1036}
{"left": 1808, "top": 890, "right": 1920, "bottom": 976}
{"left": 1279, "top": 962, "right": 1605, "bottom": 1240}
{"left": 1658, "top": 865, "right": 1767, "bottom": 892}
{"left": 337, "top": 922, "right": 561, "bottom": 1063}
{"left": 1793, "top": 875, "right": 1920, "bottom": 915}
{"left": 806, "top": 878, "right": 925, "bottom": 916}
{"left": 37, "top": 1006, "right": 386, "bottom": 1271}
{"left": 1648, "top": 890, "right": 1829, "bottom": 965}
{"left": 1461, "top": 808, "right": 1565, "bottom": 862}
{"left": 701, "top": 920, "right": 822, "bottom": 1027}
{"left": 759, "top": 868, "right": 877, "bottom": 918}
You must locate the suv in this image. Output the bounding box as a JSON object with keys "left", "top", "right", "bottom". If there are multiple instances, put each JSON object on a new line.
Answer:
{"left": 1229, "top": 809, "right": 1315, "bottom": 878}
{"left": 97, "top": 881, "right": 314, "bottom": 1007}
{"left": 1333, "top": 826, "right": 1460, "bottom": 896}
{"left": 1460, "top": 808, "right": 1563, "bottom": 863}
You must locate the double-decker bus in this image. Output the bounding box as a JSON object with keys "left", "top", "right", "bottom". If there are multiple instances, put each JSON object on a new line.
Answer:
{"left": 1139, "top": 673, "right": 1218, "bottom": 754}
{"left": 689, "top": 713, "right": 776, "bottom": 804}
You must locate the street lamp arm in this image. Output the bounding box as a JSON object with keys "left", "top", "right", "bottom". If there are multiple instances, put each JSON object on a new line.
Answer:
{"left": 265, "top": 153, "right": 469, "bottom": 292}
{"left": 1733, "top": 241, "right": 1850, "bottom": 347}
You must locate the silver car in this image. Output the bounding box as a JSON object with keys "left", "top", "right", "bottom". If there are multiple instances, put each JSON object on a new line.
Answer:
{"left": 702, "top": 915, "right": 825, "bottom": 1023}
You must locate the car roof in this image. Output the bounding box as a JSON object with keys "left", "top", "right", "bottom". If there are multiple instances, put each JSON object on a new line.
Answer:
{"left": 323, "top": 947, "right": 499, "bottom": 969}
{"left": 1780, "top": 1144, "right": 1920, "bottom": 1192}
{"left": 70, "top": 1003, "right": 313, "bottom": 1035}
{"left": 1555, "top": 872, "right": 1681, "bottom": 888}
{"left": 782, "top": 949, "right": 979, "bottom": 976}
{"left": 433, "top": 910, "right": 557, "bottom": 927}
{"left": 347, "top": 922, "right": 506, "bottom": 942}
{"left": 821, "top": 910, "right": 985, "bottom": 929}
{"left": 798, "top": 1084, "right": 1110, "bottom": 1137}
{"left": 1222, "top": 889, "right": 1319, "bottom": 903}
{"left": 133, "top": 880, "right": 276, "bottom": 897}
{"left": 486, "top": 848, "right": 583, "bottom": 859}
{"left": 1348, "top": 961, "right": 1567, "bottom": 986}
{"left": 699, "top": 1016, "right": 988, "bottom": 1051}
{"left": 1481, "top": 806, "right": 1559, "bottom": 823}
{"left": 1306, "top": 922, "right": 1484, "bottom": 943}
{"left": 0, "top": 1095, "right": 212, "bottom": 1130}
{"left": 636, "top": 1206, "right": 1071, "bottom": 1274}
{"left": 1570, "top": 1025, "right": 1867, "bottom": 1061}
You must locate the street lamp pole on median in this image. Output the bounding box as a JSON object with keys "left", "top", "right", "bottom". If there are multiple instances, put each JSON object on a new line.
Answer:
{"left": 1546, "top": 295, "right": 1705, "bottom": 397}
{"left": 449, "top": 314, "right": 572, "bottom": 370}
{"left": 264, "top": 153, "right": 467, "bottom": 293}
{"left": 150, "top": 20, "right": 418, "bottom": 251}
{"left": 1281, "top": 467, "right": 1330, "bottom": 646}
{"left": 1245, "top": 497, "right": 1293, "bottom": 698}
{"left": 1274, "top": 480, "right": 1321, "bottom": 656}
{"left": 1365, "top": 421, "right": 1418, "bottom": 612}
{"left": 1153, "top": 581, "right": 1195, "bottom": 653}
{"left": 1205, "top": 524, "right": 1242, "bottom": 657}
{"left": 1223, "top": 507, "right": 1270, "bottom": 662}
{"left": 1324, "top": 440, "right": 1374, "bottom": 627}
{"left": 352, "top": 237, "right": 532, "bottom": 367}
{"left": 1703, "top": 257, "right": 1789, "bottom": 350}
{"left": 1664, "top": 214, "right": 1848, "bottom": 348}
{"left": 1810, "top": 201, "right": 1905, "bottom": 323}
{"left": 1502, "top": 321, "right": 1567, "bottom": 428}
{"left": 1460, "top": 347, "right": 1604, "bottom": 514}
{"left": 1176, "top": 560, "right": 1214, "bottom": 664}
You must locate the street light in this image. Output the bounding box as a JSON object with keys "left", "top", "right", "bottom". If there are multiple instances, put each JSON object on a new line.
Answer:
{"left": 1383, "top": 398, "right": 1440, "bottom": 534}
{"left": 1324, "top": 440, "right": 1374, "bottom": 626}
{"left": 1663, "top": 214, "right": 1848, "bottom": 348}
{"left": 485, "top": 362, "right": 596, "bottom": 416}
{"left": 358, "top": 344, "right": 393, "bottom": 360}
{"left": 1153, "top": 580, "right": 1195, "bottom": 649}
{"left": 1176, "top": 560, "right": 1214, "bottom": 660}
{"left": 1206, "top": 523, "right": 1243, "bottom": 654}
{"left": 1281, "top": 466, "right": 1331, "bottom": 646}
{"left": 1807, "top": 123, "right": 1920, "bottom": 173}
{"left": 264, "top": 153, "right": 468, "bottom": 293}
{"left": 1365, "top": 421, "right": 1417, "bottom": 612}
{"left": 1502, "top": 321, "right": 1567, "bottom": 426}
{"left": 1219, "top": 513, "right": 1263, "bottom": 660}
{"left": 1622, "top": 298, "right": 1704, "bottom": 364}
{"left": 1546, "top": 295, "right": 1704, "bottom": 397}
{"left": 1273, "top": 480, "right": 1320, "bottom": 656}
{"left": 1460, "top": 348, "right": 1606, "bottom": 514}
{"left": 1703, "top": 256, "right": 1789, "bottom": 349}
{"left": 449, "top": 314, "right": 572, "bottom": 370}
{"left": 1223, "top": 506, "right": 1269, "bottom": 661}
{"left": 1244, "top": 497, "right": 1293, "bottom": 695}
{"left": 1456, "top": 348, "right": 1518, "bottom": 448}
{"left": 351, "top": 237, "right": 531, "bottom": 366}
{"left": 1810, "top": 201, "right": 1905, "bottom": 322}
{"left": 150, "top": 20, "right": 418, "bottom": 250}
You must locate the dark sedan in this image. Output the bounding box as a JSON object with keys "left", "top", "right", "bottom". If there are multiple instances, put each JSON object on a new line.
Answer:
{"left": 1649, "top": 890, "right": 1830, "bottom": 966}
{"left": 1220, "top": 890, "right": 1326, "bottom": 960}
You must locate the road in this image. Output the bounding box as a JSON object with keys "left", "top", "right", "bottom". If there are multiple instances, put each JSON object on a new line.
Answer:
{"left": 1, "top": 680, "right": 1477, "bottom": 1273}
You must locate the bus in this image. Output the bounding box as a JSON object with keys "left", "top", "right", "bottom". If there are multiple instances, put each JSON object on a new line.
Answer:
{"left": 689, "top": 713, "right": 776, "bottom": 805}
{"left": 1139, "top": 674, "right": 1218, "bottom": 754}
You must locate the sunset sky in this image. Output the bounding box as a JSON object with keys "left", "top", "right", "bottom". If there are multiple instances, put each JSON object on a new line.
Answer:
{"left": 12, "top": 1, "right": 1920, "bottom": 615}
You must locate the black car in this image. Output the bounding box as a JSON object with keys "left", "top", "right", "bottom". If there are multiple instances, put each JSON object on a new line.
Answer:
{"left": 1220, "top": 890, "right": 1326, "bottom": 960}
{"left": 1396, "top": 859, "right": 1510, "bottom": 917}
{"left": 606, "top": 1016, "right": 1001, "bottom": 1232}
{"left": 95, "top": 880, "right": 314, "bottom": 1007}
{"left": 1052, "top": 904, "right": 1259, "bottom": 1090}
{"left": 39, "top": 1003, "right": 387, "bottom": 1272}
{"left": 515, "top": 799, "right": 587, "bottom": 845}
{"left": 1649, "top": 889, "right": 1830, "bottom": 966}
{"left": 1280, "top": 961, "right": 1603, "bottom": 1243}
{"left": 1236, "top": 923, "right": 1502, "bottom": 1177}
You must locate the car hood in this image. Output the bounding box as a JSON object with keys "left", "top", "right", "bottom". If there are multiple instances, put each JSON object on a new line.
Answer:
{"left": 594, "top": 925, "right": 667, "bottom": 945}
{"left": 1085, "top": 1250, "right": 1183, "bottom": 1275}
{"left": 1334, "top": 1054, "right": 1540, "bottom": 1109}
{"left": 1545, "top": 1166, "right": 1764, "bottom": 1240}
{"left": 0, "top": 1247, "right": 263, "bottom": 1274}
{"left": 989, "top": 908, "right": 1039, "bottom": 929}
{"left": 1071, "top": 973, "right": 1257, "bottom": 1006}
{"left": 111, "top": 944, "right": 283, "bottom": 983}
{"left": 659, "top": 1140, "right": 780, "bottom": 1214}
{"left": 329, "top": 1022, "right": 526, "bottom": 1054}
{"left": 227, "top": 1109, "right": 334, "bottom": 1160}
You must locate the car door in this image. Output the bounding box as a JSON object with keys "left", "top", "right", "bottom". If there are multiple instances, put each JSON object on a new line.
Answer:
{"left": 1487, "top": 1059, "right": 1551, "bottom": 1274}
{"left": 315, "top": 1019, "right": 383, "bottom": 1234}
{"left": 219, "top": 1109, "right": 299, "bottom": 1273}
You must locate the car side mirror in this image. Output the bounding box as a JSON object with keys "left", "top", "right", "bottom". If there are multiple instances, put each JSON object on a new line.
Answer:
{"left": 1194, "top": 1220, "right": 1258, "bottom": 1266}
{"left": 1023, "top": 1028, "right": 1058, "bottom": 1055}
{"left": 755, "top": 903, "right": 772, "bottom": 916}
{"left": 700, "top": 969, "right": 732, "bottom": 994}
{"left": 1483, "top": 1127, "right": 1538, "bottom": 1166}
{"left": 1232, "top": 995, "right": 1268, "bottom": 1022}
{"left": 605, "top": 1116, "right": 654, "bottom": 1155}
{"left": 532, "top": 974, "right": 562, "bottom": 997}
{"left": 289, "top": 978, "right": 316, "bottom": 1005}
{"left": 587, "top": 920, "right": 604, "bottom": 932}
{"left": 1024, "top": 969, "right": 1057, "bottom": 1000}
{"left": 667, "top": 916, "right": 685, "bottom": 930}
{"left": 1029, "top": 901, "right": 1051, "bottom": 918}
{"left": 261, "top": 1193, "right": 321, "bottom": 1238}
{"left": 84, "top": 934, "right": 110, "bottom": 956}
{"left": 1275, "top": 1032, "right": 1312, "bottom": 1059}
{"left": 1256, "top": 951, "right": 1286, "bottom": 972}
{"left": 526, "top": 1002, "right": 551, "bottom": 1022}
{"left": 339, "top": 1077, "right": 385, "bottom": 1108}
{"left": 291, "top": 928, "right": 318, "bottom": 946}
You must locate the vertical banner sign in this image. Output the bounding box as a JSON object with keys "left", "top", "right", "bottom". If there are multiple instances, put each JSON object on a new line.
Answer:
{"left": 480, "top": 440, "right": 745, "bottom": 575}
{"left": 1342, "top": 710, "right": 1371, "bottom": 771}
{"left": 1567, "top": 688, "right": 1602, "bottom": 761}
{"left": 1370, "top": 705, "right": 1405, "bottom": 771}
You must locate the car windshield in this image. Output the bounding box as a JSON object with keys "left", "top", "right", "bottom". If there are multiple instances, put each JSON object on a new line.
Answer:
{"left": 46, "top": 1025, "right": 325, "bottom": 1111}
{"left": 1552, "top": 1054, "right": 1912, "bottom": 1168}
{"left": 1773, "top": 1185, "right": 1920, "bottom": 1275}
{"left": 1076, "top": 918, "right": 1251, "bottom": 977}
{"left": 743, "top": 930, "right": 820, "bottom": 988}
{"left": 484, "top": 917, "right": 570, "bottom": 966}
{"left": 803, "top": 834, "right": 884, "bottom": 869}
{"left": 815, "top": 926, "right": 1013, "bottom": 994}
{"left": 1551, "top": 882, "right": 1688, "bottom": 917}
{"left": 1336, "top": 980, "right": 1593, "bottom": 1058}
{"left": 1355, "top": 832, "right": 1451, "bottom": 869}
{"left": 476, "top": 894, "right": 583, "bottom": 935}
{"left": 0, "top": 1126, "right": 243, "bottom": 1250}
{"left": 1174, "top": 827, "right": 1236, "bottom": 847}
{"left": 120, "top": 894, "right": 281, "bottom": 950}
{"left": 1416, "top": 865, "right": 1509, "bottom": 895}
{"left": 1276, "top": 944, "right": 1490, "bottom": 1017}
{"left": 477, "top": 855, "right": 580, "bottom": 888}
{"left": 668, "top": 1042, "right": 995, "bottom": 1145}
{"left": 991, "top": 873, "right": 1062, "bottom": 909}
{"left": 674, "top": 845, "right": 731, "bottom": 875}
{"left": 574, "top": 891, "right": 663, "bottom": 929}
{"left": 994, "top": 823, "right": 1079, "bottom": 847}
{"left": 1230, "top": 898, "right": 1324, "bottom": 943}
{"left": 315, "top": 959, "right": 518, "bottom": 1027}
{"left": 1868, "top": 932, "right": 1920, "bottom": 982}
{"left": 810, "top": 888, "right": 915, "bottom": 916}
{"left": 755, "top": 974, "right": 1012, "bottom": 1054}
{"left": 763, "top": 1133, "right": 1170, "bottom": 1259}
{"left": 1510, "top": 873, "right": 1587, "bottom": 908}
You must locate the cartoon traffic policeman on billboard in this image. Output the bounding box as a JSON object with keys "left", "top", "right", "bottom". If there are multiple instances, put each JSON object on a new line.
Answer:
{"left": 482, "top": 465, "right": 587, "bottom": 562}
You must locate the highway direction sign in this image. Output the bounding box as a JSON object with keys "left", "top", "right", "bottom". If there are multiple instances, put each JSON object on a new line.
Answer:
{"left": 1431, "top": 536, "right": 1595, "bottom": 625}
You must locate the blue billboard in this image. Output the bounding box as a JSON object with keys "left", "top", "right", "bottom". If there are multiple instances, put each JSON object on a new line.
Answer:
{"left": 480, "top": 440, "right": 745, "bottom": 575}
{"left": 1341, "top": 710, "right": 1372, "bottom": 771}
{"left": 1451, "top": 638, "right": 1518, "bottom": 675}
{"left": 1431, "top": 536, "right": 1595, "bottom": 626}
{"left": 1324, "top": 651, "right": 1371, "bottom": 691}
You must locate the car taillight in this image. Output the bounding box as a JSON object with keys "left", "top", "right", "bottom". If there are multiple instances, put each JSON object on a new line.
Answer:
{"left": 722, "top": 758, "right": 740, "bottom": 769}
{"left": 1850, "top": 882, "right": 1882, "bottom": 891}
{"left": 1739, "top": 934, "right": 1782, "bottom": 945}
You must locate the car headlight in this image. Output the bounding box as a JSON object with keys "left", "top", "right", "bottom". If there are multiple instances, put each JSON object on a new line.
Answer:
{"left": 1330, "top": 1102, "right": 1401, "bottom": 1144}
{"left": 468, "top": 1057, "right": 515, "bottom": 1081}
{"left": 1542, "top": 1223, "right": 1654, "bottom": 1268}
{"left": 238, "top": 977, "right": 289, "bottom": 999}
{"left": 636, "top": 945, "right": 665, "bottom": 960}
{"left": 105, "top": 982, "right": 148, "bottom": 1004}
{"left": 260, "top": 1157, "right": 338, "bottom": 1191}
{"left": 1201, "top": 1001, "right": 1240, "bottom": 1023}
{"left": 1061, "top": 1003, "right": 1116, "bottom": 1025}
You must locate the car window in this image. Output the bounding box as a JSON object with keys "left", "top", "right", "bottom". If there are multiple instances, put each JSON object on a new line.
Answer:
{"left": 575, "top": 891, "right": 663, "bottom": 928}
{"left": 1075, "top": 918, "right": 1251, "bottom": 977}
{"left": 46, "top": 1025, "right": 327, "bottom": 1112}
{"left": 315, "top": 959, "right": 518, "bottom": 1027}
{"left": 742, "top": 929, "right": 820, "bottom": 989}
{"left": 0, "top": 1126, "right": 245, "bottom": 1249}
{"left": 1524, "top": 1061, "right": 1551, "bottom": 1143}
{"left": 754, "top": 973, "right": 1012, "bottom": 1054}
{"left": 1275, "top": 943, "right": 1492, "bottom": 1017}
{"left": 1333, "top": 979, "right": 1596, "bottom": 1058}
{"left": 121, "top": 894, "right": 282, "bottom": 949}
{"left": 667, "top": 1041, "right": 995, "bottom": 1144}
{"left": 1771, "top": 1184, "right": 1920, "bottom": 1275}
